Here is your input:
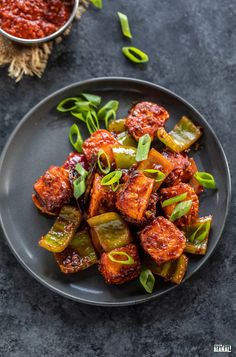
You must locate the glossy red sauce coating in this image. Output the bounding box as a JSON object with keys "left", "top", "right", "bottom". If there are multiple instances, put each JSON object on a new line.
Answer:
{"left": 0, "top": 0, "right": 72, "bottom": 39}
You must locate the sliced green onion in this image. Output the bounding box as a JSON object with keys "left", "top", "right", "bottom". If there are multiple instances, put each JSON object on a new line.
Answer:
{"left": 169, "top": 200, "right": 192, "bottom": 222}
{"left": 189, "top": 220, "right": 211, "bottom": 243}
{"left": 75, "top": 163, "right": 88, "bottom": 178}
{"left": 122, "top": 46, "right": 149, "bottom": 63}
{"left": 98, "top": 100, "right": 119, "bottom": 120}
{"left": 104, "top": 109, "right": 116, "bottom": 129}
{"left": 162, "top": 192, "right": 188, "bottom": 208}
{"left": 81, "top": 93, "right": 101, "bottom": 107}
{"left": 108, "top": 251, "right": 134, "bottom": 265}
{"left": 90, "top": 0, "right": 103, "bottom": 9}
{"left": 57, "top": 97, "right": 80, "bottom": 112}
{"left": 117, "top": 12, "right": 132, "bottom": 39}
{"left": 71, "top": 111, "right": 86, "bottom": 122}
{"left": 68, "top": 123, "right": 83, "bottom": 153}
{"left": 74, "top": 101, "right": 92, "bottom": 113}
{"left": 136, "top": 134, "right": 151, "bottom": 162}
{"left": 86, "top": 110, "right": 100, "bottom": 134}
{"left": 142, "top": 169, "right": 166, "bottom": 182}
{"left": 97, "top": 149, "right": 111, "bottom": 174}
{"left": 139, "top": 268, "right": 155, "bottom": 293}
{"left": 73, "top": 176, "right": 86, "bottom": 200}
{"left": 194, "top": 172, "right": 216, "bottom": 189}
{"left": 101, "top": 170, "right": 122, "bottom": 186}
{"left": 111, "top": 181, "right": 120, "bottom": 192}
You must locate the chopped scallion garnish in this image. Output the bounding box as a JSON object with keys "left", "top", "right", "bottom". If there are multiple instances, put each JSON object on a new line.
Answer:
{"left": 142, "top": 169, "right": 166, "bottom": 182}
{"left": 108, "top": 251, "right": 134, "bottom": 265}
{"left": 73, "top": 164, "right": 88, "bottom": 200}
{"left": 117, "top": 12, "right": 132, "bottom": 39}
{"left": 162, "top": 192, "right": 188, "bottom": 208}
{"left": 169, "top": 200, "right": 192, "bottom": 222}
{"left": 57, "top": 97, "right": 80, "bottom": 112}
{"left": 90, "top": 0, "right": 103, "bottom": 9}
{"left": 122, "top": 46, "right": 149, "bottom": 63}
{"left": 194, "top": 172, "right": 216, "bottom": 189}
{"left": 139, "top": 268, "right": 155, "bottom": 293}
{"left": 81, "top": 93, "right": 101, "bottom": 107}
{"left": 136, "top": 134, "right": 151, "bottom": 162}
{"left": 68, "top": 123, "right": 83, "bottom": 153}
{"left": 189, "top": 220, "right": 211, "bottom": 243}
{"left": 97, "top": 149, "right": 111, "bottom": 174}
{"left": 101, "top": 170, "right": 122, "bottom": 187}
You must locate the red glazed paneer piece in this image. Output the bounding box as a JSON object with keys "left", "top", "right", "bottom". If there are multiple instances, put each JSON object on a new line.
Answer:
{"left": 98, "top": 244, "right": 141, "bottom": 284}
{"left": 126, "top": 101, "right": 169, "bottom": 140}
{"left": 162, "top": 149, "right": 197, "bottom": 187}
{"left": 140, "top": 216, "right": 186, "bottom": 265}
{"left": 160, "top": 183, "right": 199, "bottom": 226}
{"left": 88, "top": 173, "right": 117, "bottom": 218}
{"left": 116, "top": 171, "right": 155, "bottom": 223}
{"left": 33, "top": 165, "right": 72, "bottom": 213}
{"left": 82, "top": 129, "right": 118, "bottom": 162}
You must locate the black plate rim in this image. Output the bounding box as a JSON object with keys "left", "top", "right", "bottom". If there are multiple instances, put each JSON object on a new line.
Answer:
{"left": 0, "top": 77, "right": 231, "bottom": 306}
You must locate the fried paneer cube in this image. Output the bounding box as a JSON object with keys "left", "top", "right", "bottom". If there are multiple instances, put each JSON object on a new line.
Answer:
{"left": 160, "top": 183, "right": 199, "bottom": 226}
{"left": 88, "top": 173, "right": 117, "bottom": 218}
{"left": 82, "top": 129, "right": 118, "bottom": 162}
{"left": 162, "top": 149, "right": 196, "bottom": 187}
{"left": 140, "top": 216, "right": 186, "bottom": 265}
{"left": 98, "top": 244, "right": 141, "bottom": 284}
{"left": 116, "top": 171, "right": 154, "bottom": 223}
{"left": 54, "top": 230, "right": 97, "bottom": 274}
{"left": 126, "top": 101, "right": 169, "bottom": 140}
{"left": 33, "top": 166, "right": 72, "bottom": 213}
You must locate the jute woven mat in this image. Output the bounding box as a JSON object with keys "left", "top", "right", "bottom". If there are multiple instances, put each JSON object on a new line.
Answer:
{"left": 0, "top": 0, "right": 89, "bottom": 82}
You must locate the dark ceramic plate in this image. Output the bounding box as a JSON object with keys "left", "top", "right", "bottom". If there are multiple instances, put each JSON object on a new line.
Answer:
{"left": 0, "top": 78, "right": 231, "bottom": 306}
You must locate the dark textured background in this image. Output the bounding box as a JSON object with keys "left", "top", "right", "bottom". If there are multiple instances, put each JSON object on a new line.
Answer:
{"left": 0, "top": 0, "right": 235, "bottom": 356}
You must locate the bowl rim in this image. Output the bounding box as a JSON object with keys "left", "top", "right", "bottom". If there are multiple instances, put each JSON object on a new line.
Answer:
{"left": 0, "top": 77, "right": 232, "bottom": 306}
{"left": 0, "top": 0, "right": 79, "bottom": 45}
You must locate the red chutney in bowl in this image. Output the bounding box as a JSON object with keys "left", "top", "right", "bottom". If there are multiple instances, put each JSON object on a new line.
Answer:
{"left": 0, "top": 0, "right": 72, "bottom": 39}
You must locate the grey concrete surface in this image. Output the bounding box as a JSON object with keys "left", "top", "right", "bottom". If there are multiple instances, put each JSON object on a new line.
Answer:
{"left": 0, "top": 0, "right": 235, "bottom": 356}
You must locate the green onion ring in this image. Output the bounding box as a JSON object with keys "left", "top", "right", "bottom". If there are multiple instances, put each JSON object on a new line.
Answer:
{"left": 90, "top": 0, "right": 103, "bottom": 9}
{"left": 97, "top": 149, "right": 111, "bottom": 174}
{"left": 162, "top": 192, "right": 188, "bottom": 208}
{"left": 75, "top": 163, "right": 88, "bottom": 178}
{"left": 98, "top": 100, "right": 119, "bottom": 120}
{"left": 122, "top": 46, "right": 149, "bottom": 63}
{"left": 101, "top": 170, "right": 122, "bottom": 186}
{"left": 68, "top": 124, "right": 83, "bottom": 153}
{"left": 108, "top": 251, "right": 134, "bottom": 265}
{"left": 139, "top": 267, "right": 155, "bottom": 293}
{"left": 81, "top": 93, "right": 101, "bottom": 107}
{"left": 86, "top": 111, "right": 100, "bottom": 134}
{"left": 57, "top": 97, "right": 80, "bottom": 112}
{"left": 71, "top": 111, "right": 86, "bottom": 122}
{"left": 73, "top": 176, "right": 86, "bottom": 200}
{"left": 169, "top": 200, "right": 192, "bottom": 222}
{"left": 194, "top": 172, "right": 216, "bottom": 189}
{"left": 117, "top": 12, "right": 132, "bottom": 39}
{"left": 104, "top": 109, "right": 116, "bottom": 129}
{"left": 142, "top": 169, "right": 166, "bottom": 182}
{"left": 136, "top": 134, "right": 151, "bottom": 162}
{"left": 189, "top": 220, "right": 211, "bottom": 243}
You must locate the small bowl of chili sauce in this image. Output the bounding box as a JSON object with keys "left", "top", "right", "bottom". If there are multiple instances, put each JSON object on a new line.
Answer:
{"left": 0, "top": 0, "right": 79, "bottom": 45}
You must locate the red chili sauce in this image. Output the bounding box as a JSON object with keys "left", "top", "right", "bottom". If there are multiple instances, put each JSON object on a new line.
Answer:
{"left": 0, "top": 0, "right": 72, "bottom": 39}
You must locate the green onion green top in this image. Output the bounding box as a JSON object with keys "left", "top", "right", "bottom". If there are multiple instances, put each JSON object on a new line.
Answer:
{"left": 136, "top": 134, "right": 151, "bottom": 162}
{"left": 117, "top": 12, "right": 132, "bottom": 39}
{"left": 169, "top": 200, "right": 192, "bottom": 222}
{"left": 162, "top": 192, "right": 188, "bottom": 208}
{"left": 142, "top": 169, "right": 166, "bottom": 182}
{"left": 108, "top": 251, "right": 134, "bottom": 265}
{"left": 97, "top": 149, "right": 111, "bottom": 174}
{"left": 90, "top": 0, "right": 103, "bottom": 9}
{"left": 68, "top": 123, "right": 84, "bottom": 153}
{"left": 139, "top": 267, "right": 155, "bottom": 293}
{"left": 122, "top": 46, "right": 149, "bottom": 63}
{"left": 194, "top": 171, "right": 216, "bottom": 189}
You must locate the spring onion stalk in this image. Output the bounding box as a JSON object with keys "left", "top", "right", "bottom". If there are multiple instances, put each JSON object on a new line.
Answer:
{"left": 57, "top": 97, "right": 80, "bottom": 112}
{"left": 97, "top": 149, "right": 111, "bottom": 174}
{"left": 104, "top": 109, "right": 116, "bottom": 129}
{"left": 194, "top": 172, "right": 216, "bottom": 189}
{"left": 108, "top": 251, "right": 134, "bottom": 265}
{"left": 90, "top": 0, "right": 103, "bottom": 9}
{"left": 71, "top": 111, "right": 86, "bottom": 122}
{"left": 122, "top": 46, "right": 149, "bottom": 63}
{"left": 162, "top": 192, "right": 188, "bottom": 208}
{"left": 169, "top": 200, "right": 192, "bottom": 222}
{"left": 86, "top": 110, "right": 100, "bottom": 134}
{"left": 117, "top": 12, "right": 132, "bottom": 39}
{"left": 101, "top": 170, "right": 122, "bottom": 186}
{"left": 189, "top": 219, "right": 212, "bottom": 243}
{"left": 73, "top": 164, "right": 89, "bottom": 200}
{"left": 98, "top": 100, "right": 119, "bottom": 120}
{"left": 142, "top": 169, "right": 166, "bottom": 182}
{"left": 136, "top": 134, "right": 151, "bottom": 162}
{"left": 81, "top": 93, "right": 101, "bottom": 107}
{"left": 139, "top": 267, "right": 155, "bottom": 293}
{"left": 68, "top": 124, "right": 83, "bottom": 153}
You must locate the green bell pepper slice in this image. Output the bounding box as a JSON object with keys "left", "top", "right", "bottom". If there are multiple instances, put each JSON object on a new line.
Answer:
{"left": 116, "top": 131, "right": 138, "bottom": 147}
{"left": 112, "top": 145, "right": 137, "bottom": 169}
{"left": 157, "top": 116, "right": 202, "bottom": 152}
{"left": 108, "top": 118, "right": 127, "bottom": 133}
{"left": 54, "top": 229, "right": 97, "bottom": 273}
{"left": 182, "top": 216, "right": 212, "bottom": 255}
{"left": 87, "top": 212, "right": 133, "bottom": 254}
{"left": 39, "top": 205, "right": 82, "bottom": 253}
